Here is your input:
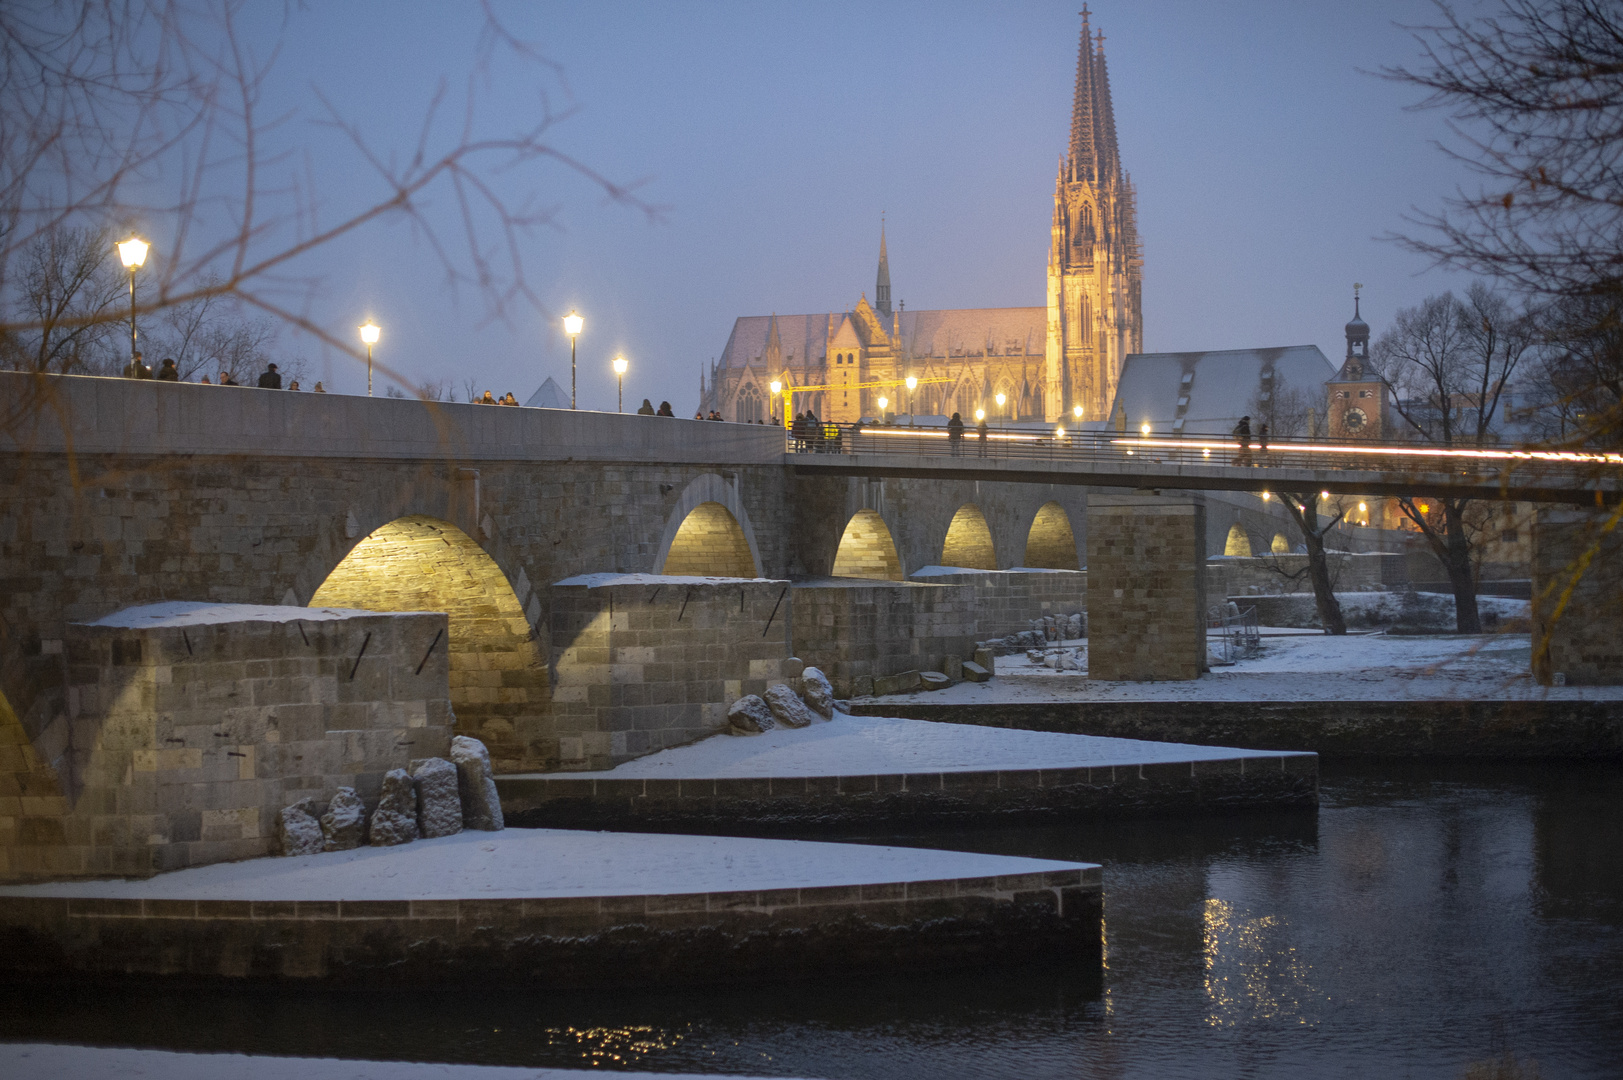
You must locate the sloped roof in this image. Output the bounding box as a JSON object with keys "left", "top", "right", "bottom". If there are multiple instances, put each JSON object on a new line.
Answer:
{"left": 524, "top": 376, "right": 568, "bottom": 409}
{"left": 719, "top": 307, "right": 1047, "bottom": 370}
{"left": 1109, "top": 345, "right": 1336, "bottom": 437}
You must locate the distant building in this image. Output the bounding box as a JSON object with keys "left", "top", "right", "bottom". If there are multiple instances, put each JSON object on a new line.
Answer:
{"left": 1326, "top": 289, "right": 1390, "bottom": 439}
{"left": 701, "top": 9, "right": 1141, "bottom": 426}
{"left": 524, "top": 376, "right": 567, "bottom": 409}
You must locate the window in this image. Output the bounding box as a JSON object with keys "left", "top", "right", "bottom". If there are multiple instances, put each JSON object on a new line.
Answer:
{"left": 1500, "top": 529, "right": 1519, "bottom": 544}
{"left": 737, "top": 383, "right": 764, "bottom": 424}
{"left": 1358, "top": 389, "right": 1372, "bottom": 399}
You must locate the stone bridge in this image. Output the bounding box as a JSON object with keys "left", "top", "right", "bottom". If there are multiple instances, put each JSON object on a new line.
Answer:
{"left": 3, "top": 373, "right": 1618, "bottom": 793}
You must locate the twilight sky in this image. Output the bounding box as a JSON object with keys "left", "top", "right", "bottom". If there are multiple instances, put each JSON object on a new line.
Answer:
{"left": 211, "top": 1, "right": 1479, "bottom": 409}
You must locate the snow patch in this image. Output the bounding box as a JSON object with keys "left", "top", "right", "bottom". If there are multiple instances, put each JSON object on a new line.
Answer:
{"left": 84, "top": 602, "right": 403, "bottom": 629}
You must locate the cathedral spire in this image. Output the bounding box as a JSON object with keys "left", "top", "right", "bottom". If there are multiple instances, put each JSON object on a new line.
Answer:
{"left": 1094, "top": 30, "right": 1120, "bottom": 183}
{"left": 875, "top": 218, "right": 892, "bottom": 318}
{"left": 1068, "top": 7, "right": 1098, "bottom": 182}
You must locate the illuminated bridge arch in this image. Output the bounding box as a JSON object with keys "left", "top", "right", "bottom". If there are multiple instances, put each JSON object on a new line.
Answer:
{"left": 831, "top": 508, "right": 903, "bottom": 580}
{"left": 1023, "top": 501, "right": 1080, "bottom": 570}
{"left": 309, "top": 515, "right": 547, "bottom": 771}
{"left": 941, "top": 504, "right": 997, "bottom": 570}
{"left": 655, "top": 473, "right": 762, "bottom": 578}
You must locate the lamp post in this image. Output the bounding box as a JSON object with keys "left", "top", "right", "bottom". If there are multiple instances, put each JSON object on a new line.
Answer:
{"left": 877, "top": 395, "right": 888, "bottom": 424}
{"left": 359, "top": 321, "right": 380, "bottom": 397}
{"left": 995, "top": 391, "right": 1006, "bottom": 428}
{"left": 563, "top": 310, "right": 583, "bottom": 409}
{"left": 905, "top": 375, "right": 917, "bottom": 426}
{"left": 770, "top": 380, "right": 783, "bottom": 425}
{"left": 612, "top": 355, "right": 627, "bottom": 412}
{"left": 1073, "top": 404, "right": 1083, "bottom": 421}
{"left": 116, "top": 237, "right": 149, "bottom": 372}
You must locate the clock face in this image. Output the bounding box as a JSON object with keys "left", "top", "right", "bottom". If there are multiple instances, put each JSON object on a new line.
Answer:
{"left": 1343, "top": 407, "right": 1368, "bottom": 431}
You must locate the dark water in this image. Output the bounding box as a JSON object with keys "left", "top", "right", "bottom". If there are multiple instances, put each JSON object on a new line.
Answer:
{"left": 4, "top": 760, "right": 1621, "bottom": 1079}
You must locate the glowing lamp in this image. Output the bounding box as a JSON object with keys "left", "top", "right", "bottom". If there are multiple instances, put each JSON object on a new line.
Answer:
{"left": 117, "top": 237, "right": 149, "bottom": 269}
{"left": 612, "top": 356, "right": 628, "bottom": 375}
{"left": 1320, "top": 490, "right": 1330, "bottom": 500}
{"left": 995, "top": 392, "right": 1006, "bottom": 407}
{"left": 877, "top": 396, "right": 888, "bottom": 411}
{"left": 1261, "top": 492, "right": 1271, "bottom": 501}
{"left": 1202, "top": 448, "right": 1211, "bottom": 458}
{"left": 563, "top": 311, "right": 583, "bottom": 337}
{"left": 358, "top": 321, "right": 380, "bottom": 345}
{"left": 1358, "top": 502, "right": 1368, "bottom": 513}
{"left": 1073, "top": 405, "right": 1084, "bottom": 420}
{"left": 769, "top": 380, "right": 782, "bottom": 394}
{"left": 905, "top": 376, "right": 917, "bottom": 391}
{"left": 1055, "top": 426, "right": 1065, "bottom": 438}
{"left": 975, "top": 408, "right": 985, "bottom": 421}
{"left": 1141, "top": 422, "right": 1151, "bottom": 436}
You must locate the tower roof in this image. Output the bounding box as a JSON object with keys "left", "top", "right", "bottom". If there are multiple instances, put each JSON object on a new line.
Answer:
{"left": 1066, "top": 7, "right": 1121, "bottom": 185}
{"left": 875, "top": 220, "right": 892, "bottom": 318}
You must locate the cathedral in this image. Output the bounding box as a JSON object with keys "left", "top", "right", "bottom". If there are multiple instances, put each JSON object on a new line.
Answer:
{"left": 700, "top": 9, "right": 1142, "bottom": 426}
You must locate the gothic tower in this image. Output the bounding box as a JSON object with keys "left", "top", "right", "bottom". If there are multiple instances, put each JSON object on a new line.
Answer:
{"left": 1045, "top": 6, "right": 1142, "bottom": 423}
{"left": 875, "top": 221, "right": 892, "bottom": 319}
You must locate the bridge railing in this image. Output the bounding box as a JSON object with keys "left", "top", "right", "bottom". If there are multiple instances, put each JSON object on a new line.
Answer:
{"left": 782, "top": 422, "right": 1622, "bottom": 488}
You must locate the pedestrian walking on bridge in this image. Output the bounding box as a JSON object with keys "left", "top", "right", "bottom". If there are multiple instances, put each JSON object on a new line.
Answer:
{"left": 1234, "top": 415, "right": 1252, "bottom": 466}
{"left": 947, "top": 412, "right": 965, "bottom": 456}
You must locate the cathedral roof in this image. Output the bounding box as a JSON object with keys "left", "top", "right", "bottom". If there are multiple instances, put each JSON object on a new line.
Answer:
{"left": 717, "top": 307, "right": 1047, "bottom": 371}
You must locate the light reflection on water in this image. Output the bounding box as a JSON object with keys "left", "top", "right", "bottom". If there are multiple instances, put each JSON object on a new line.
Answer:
{"left": 1, "top": 760, "right": 1620, "bottom": 1079}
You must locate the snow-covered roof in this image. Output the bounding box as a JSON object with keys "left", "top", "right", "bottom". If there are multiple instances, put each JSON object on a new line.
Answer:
{"left": 719, "top": 306, "right": 1047, "bottom": 371}
{"left": 1108, "top": 345, "right": 1337, "bottom": 437}
{"left": 524, "top": 376, "right": 568, "bottom": 409}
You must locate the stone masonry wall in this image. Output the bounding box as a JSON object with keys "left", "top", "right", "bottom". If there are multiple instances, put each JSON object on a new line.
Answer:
{"left": 1206, "top": 552, "right": 1387, "bottom": 600}
{"left": 549, "top": 577, "right": 794, "bottom": 769}
{"left": 1087, "top": 495, "right": 1207, "bottom": 681}
{"left": 1532, "top": 506, "right": 1623, "bottom": 686}
{"left": 907, "top": 569, "right": 1087, "bottom": 642}
{"left": 0, "top": 606, "right": 451, "bottom": 883}
{"left": 792, "top": 582, "right": 978, "bottom": 698}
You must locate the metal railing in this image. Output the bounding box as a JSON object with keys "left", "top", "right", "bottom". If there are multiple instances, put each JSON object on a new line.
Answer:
{"left": 1208, "top": 601, "right": 1261, "bottom": 665}
{"left": 782, "top": 421, "right": 1621, "bottom": 490}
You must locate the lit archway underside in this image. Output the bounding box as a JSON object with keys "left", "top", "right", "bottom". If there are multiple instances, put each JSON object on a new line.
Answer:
{"left": 309, "top": 515, "right": 546, "bottom": 771}
{"left": 1023, "top": 502, "right": 1079, "bottom": 571}
{"left": 831, "top": 509, "right": 903, "bottom": 580}
{"left": 942, "top": 504, "right": 997, "bottom": 570}
{"left": 662, "top": 501, "right": 757, "bottom": 578}
{"left": 1224, "top": 524, "right": 1253, "bottom": 558}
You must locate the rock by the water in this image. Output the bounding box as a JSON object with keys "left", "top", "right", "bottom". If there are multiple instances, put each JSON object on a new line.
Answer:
{"left": 320, "top": 787, "right": 366, "bottom": 851}
{"left": 278, "top": 797, "right": 324, "bottom": 856}
{"left": 411, "top": 757, "right": 463, "bottom": 838}
{"left": 368, "top": 768, "right": 419, "bottom": 846}
{"left": 962, "top": 660, "right": 992, "bottom": 682}
{"left": 763, "top": 682, "right": 818, "bottom": 728}
{"left": 449, "top": 735, "right": 504, "bottom": 831}
{"left": 800, "top": 667, "right": 836, "bottom": 719}
{"left": 726, "top": 694, "right": 775, "bottom": 735}
{"left": 920, "top": 670, "right": 951, "bottom": 690}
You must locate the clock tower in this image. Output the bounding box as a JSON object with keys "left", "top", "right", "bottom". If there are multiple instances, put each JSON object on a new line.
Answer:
{"left": 1327, "top": 286, "right": 1386, "bottom": 439}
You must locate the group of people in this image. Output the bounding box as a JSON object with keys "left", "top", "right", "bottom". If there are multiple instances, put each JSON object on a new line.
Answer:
{"left": 122, "top": 354, "right": 323, "bottom": 393}
{"left": 1233, "top": 415, "right": 1270, "bottom": 465}
{"left": 636, "top": 399, "right": 676, "bottom": 416}
{"left": 475, "top": 391, "right": 521, "bottom": 405}
{"left": 944, "top": 411, "right": 992, "bottom": 456}
{"left": 790, "top": 411, "right": 844, "bottom": 452}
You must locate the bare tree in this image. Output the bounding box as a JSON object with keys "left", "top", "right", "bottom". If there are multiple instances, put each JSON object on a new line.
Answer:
{"left": 1246, "top": 378, "right": 1315, "bottom": 439}
{"left": 1374, "top": 283, "right": 1535, "bottom": 631}
{"left": 1385, "top": 0, "right": 1623, "bottom": 445}
{"left": 2, "top": 226, "right": 126, "bottom": 374}
{"left": 0, "top": 2, "right": 655, "bottom": 433}
{"left": 1273, "top": 493, "right": 1349, "bottom": 634}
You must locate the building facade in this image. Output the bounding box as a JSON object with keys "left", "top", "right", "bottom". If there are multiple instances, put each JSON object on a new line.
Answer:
{"left": 701, "top": 9, "right": 1141, "bottom": 427}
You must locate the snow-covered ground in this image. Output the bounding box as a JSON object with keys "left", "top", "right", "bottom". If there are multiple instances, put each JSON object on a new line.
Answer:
{"left": 890, "top": 631, "right": 1623, "bottom": 704}
{"left": 0, "top": 1045, "right": 803, "bottom": 1080}
{"left": 546, "top": 714, "right": 1291, "bottom": 781}
{"left": 0, "top": 828, "right": 1090, "bottom": 901}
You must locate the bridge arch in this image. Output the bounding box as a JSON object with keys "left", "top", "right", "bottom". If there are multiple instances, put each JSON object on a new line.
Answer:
{"left": 308, "top": 515, "right": 548, "bottom": 771}
{"left": 654, "top": 473, "right": 763, "bottom": 578}
{"left": 941, "top": 503, "right": 998, "bottom": 570}
{"left": 1022, "top": 501, "right": 1080, "bottom": 570}
{"left": 831, "top": 508, "right": 903, "bottom": 580}
{"left": 1224, "top": 523, "right": 1254, "bottom": 558}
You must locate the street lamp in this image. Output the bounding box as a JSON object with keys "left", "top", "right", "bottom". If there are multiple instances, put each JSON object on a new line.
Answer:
{"left": 877, "top": 395, "right": 888, "bottom": 423}
{"left": 769, "top": 380, "right": 783, "bottom": 425}
{"left": 117, "top": 237, "right": 149, "bottom": 372}
{"left": 612, "top": 355, "right": 628, "bottom": 412}
{"left": 974, "top": 408, "right": 985, "bottom": 422}
{"left": 905, "top": 375, "right": 917, "bottom": 425}
{"left": 1073, "top": 404, "right": 1084, "bottom": 421}
{"left": 995, "top": 391, "right": 1006, "bottom": 424}
{"left": 358, "top": 321, "right": 380, "bottom": 397}
{"left": 1141, "top": 422, "right": 1151, "bottom": 437}
{"left": 563, "top": 310, "right": 584, "bottom": 409}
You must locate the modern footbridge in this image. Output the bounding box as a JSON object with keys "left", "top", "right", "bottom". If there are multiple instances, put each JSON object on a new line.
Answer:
{"left": 785, "top": 426, "right": 1623, "bottom": 505}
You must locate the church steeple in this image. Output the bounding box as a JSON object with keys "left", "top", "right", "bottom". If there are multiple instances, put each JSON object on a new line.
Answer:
{"left": 875, "top": 220, "right": 892, "bottom": 318}
{"left": 1068, "top": 7, "right": 1098, "bottom": 182}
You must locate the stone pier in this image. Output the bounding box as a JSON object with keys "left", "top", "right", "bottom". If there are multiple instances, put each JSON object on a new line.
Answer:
{"left": 1533, "top": 505, "right": 1623, "bottom": 686}
{"left": 1086, "top": 494, "right": 1207, "bottom": 681}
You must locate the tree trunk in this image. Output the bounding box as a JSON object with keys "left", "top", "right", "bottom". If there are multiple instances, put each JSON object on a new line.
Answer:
{"left": 1442, "top": 500, "right": 1482, "bottom": 632}
{"left": 1279, "top": 492, "right": 1347, "bottom": 635}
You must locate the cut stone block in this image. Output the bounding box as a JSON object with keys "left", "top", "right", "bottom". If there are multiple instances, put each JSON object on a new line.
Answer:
{"left": 320, "top": 788, "right": 366, "bottom": 851}
{"left": 920, "top": 671, "right": 951, "bottom": 691}
{"left": 942, "top": 655, "right": 964, "bottom": 681}
{"left": 727, "top": 694, "right": 775, "bottom": 735}
{"left": 369, "top": 769, "right": 419, "bottom": 846}
{"left": 873, "top": 670, "right": 923, "bottom": 696}
{"left": 763, "top": 683, "right": 817, "bottom": 729}
{"left": 278, "top": 798, "right": 323, "bottom": 857}
{"left": 972, "top": 648, "right": 996, "bottom": 675}
{"left": 412, "top": 757, "right": 463, "bottom": 838}
{"left": 450, "top": 736, "right": 504, "bottom": 832}
{"left": 801, "top": 667, "right": 836, "bottom": 719}
{"left": 962, "top": 661, "right": 992, "bottom": 683}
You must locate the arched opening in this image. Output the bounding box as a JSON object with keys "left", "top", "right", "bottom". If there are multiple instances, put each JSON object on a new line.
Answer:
{"left": 1023, "top": 502, "right": 1080, "bottom": 570}
{"left": 737, "top": 383, "right": 763, "bottom": 424}
{"left": 309, "top": 515, "right": 547, "bottom": 771}
{"left": 942, "top": 504, "right": 997, "bottom": 570}
{"left": 661, "top": 501, "right": 757, "bottom": 578}
{"left": 1224, "top": 523, "right": 1254, "bottom": 557}
{"left": 831, "top": 509, "right": 903, "bottom": 580}
{"left": 1271, "top": 533, "right": 1291, "bottom": 554}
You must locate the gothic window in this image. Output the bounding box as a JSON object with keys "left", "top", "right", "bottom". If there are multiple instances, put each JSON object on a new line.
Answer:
{"left": 737, "top": 383, "right": 764, "bottom": 425}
